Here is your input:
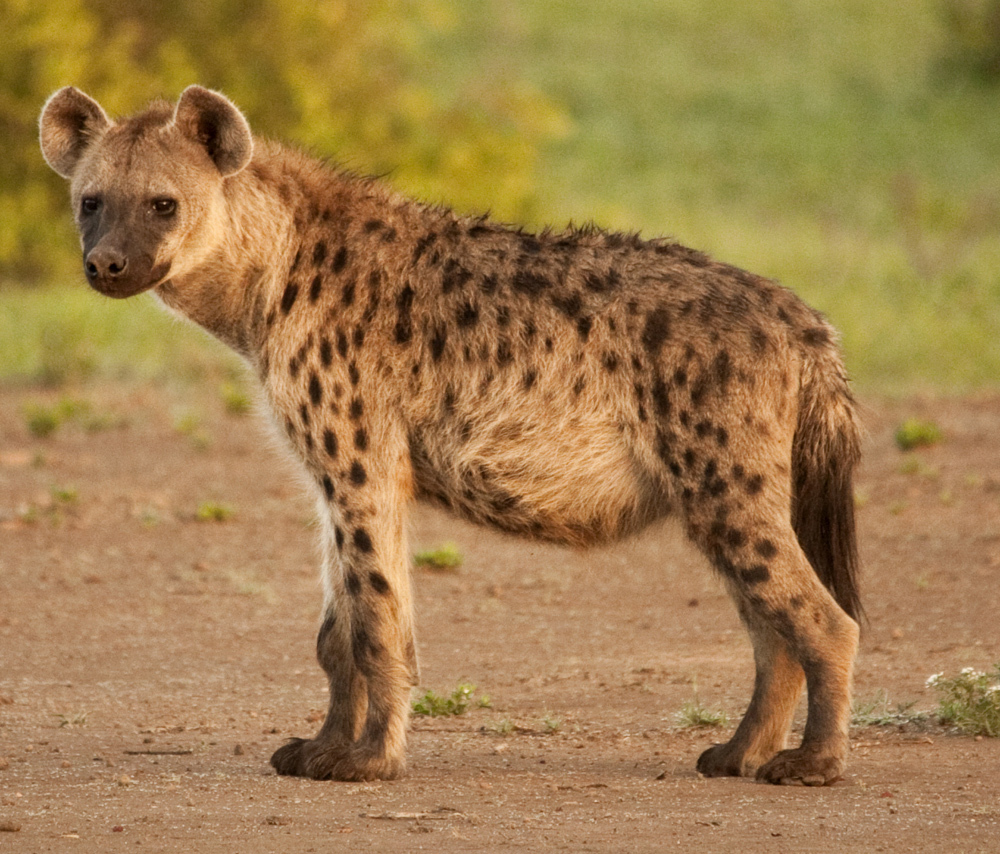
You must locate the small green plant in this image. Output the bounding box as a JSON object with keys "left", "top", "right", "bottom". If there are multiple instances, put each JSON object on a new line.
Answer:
{"left": 895, "top": 418, "right": 943, "bottom": 451}
{"left": 675, "top": 697, "right": 728, "bottom": 729}
{"left": 50, "top": 485, "right": 79, "bottom": 505}
{"left": 412, "top": 683, "right": 485, "bottom": 717}
{"left": 195, "top": 501, "right": 235, "bottom": 522}
{"left": 851, "top": 690, "right": 928, "bottom": 728}
{"left": 174, "top": 412, "right": 212, "bottom": 450}
{"left": 928, "top": 665, "right": 1000, "bottom": 737}
{"left": 542, "top": 714, "right": 563, "bottom": 734}
{"left": 221, "top": 381, "right": 253, "bottom": 415}
{"left": 53, "top": 711, "right": 89, "bottom": 728}
{"left": 413, "top": 541, "right": 463, "bottom": 571}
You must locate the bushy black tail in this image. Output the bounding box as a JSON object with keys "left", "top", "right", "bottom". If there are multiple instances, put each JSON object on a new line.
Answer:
{"left": 792, "top": 356, "right": 863, "bottom": 622}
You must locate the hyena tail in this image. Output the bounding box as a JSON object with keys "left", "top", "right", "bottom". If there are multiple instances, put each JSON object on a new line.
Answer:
{"left": 792, "top": 346, "right": 863, "bottom": 622}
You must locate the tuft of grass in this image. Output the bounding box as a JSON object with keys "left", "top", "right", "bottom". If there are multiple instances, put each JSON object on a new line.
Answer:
{"left": 220, "top": 380, "right": 253, "bottom": 415}
{"left": 895, "top": 418, "right": 944, "bottom": 451}
{"left": 928, "top": 665, "right": 1000, "bottom": 737}
{"left": 21, "top": 397, "right": 91, "bottom": 439}
{"left": 675, "top": 697, "right": 728, "bottom": 729}
{"left": 412, "top": 683, "right": 486, "bottom": 717}
{"left": 50, "top": 485, "right": 78, "bottom": 505}
{"left": 413, "top": 541, "right": 464, "bottom": 571}
{"left": 195, "top": 501, "right": 235, "bottom": 523}
{"left": 174, "top": 412, "right": 212, "bottom": 450}
{"left": 53, "top": 711, "right": 89, "bottom": 728}
{"left": 851, "top": 690, "right": 929, "bottom": 728}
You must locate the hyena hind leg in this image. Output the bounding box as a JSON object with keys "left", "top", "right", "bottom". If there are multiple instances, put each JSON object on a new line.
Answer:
{"left": 697, "top": 608, "right": 805, "bottom": 779}
{"left": 689, "top": 512, "right": 859, "bottom": 786}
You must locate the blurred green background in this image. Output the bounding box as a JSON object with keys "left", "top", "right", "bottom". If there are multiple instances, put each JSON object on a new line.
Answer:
{"left": 3, "top": 0, "right": 1000, "bottom": 392}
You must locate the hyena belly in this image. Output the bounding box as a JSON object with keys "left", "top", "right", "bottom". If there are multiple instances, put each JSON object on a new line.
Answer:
{"left": 408, "top": 384, "right": 670, "bottom": 547}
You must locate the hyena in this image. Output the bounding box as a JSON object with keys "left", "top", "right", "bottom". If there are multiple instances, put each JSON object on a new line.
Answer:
{"left": 40, "top": 86, "right": 862, "bottom": 786}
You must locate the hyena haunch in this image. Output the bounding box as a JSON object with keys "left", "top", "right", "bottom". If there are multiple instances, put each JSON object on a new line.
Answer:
{"left": 40, "top": 86, "right": 862, "bottom": 785}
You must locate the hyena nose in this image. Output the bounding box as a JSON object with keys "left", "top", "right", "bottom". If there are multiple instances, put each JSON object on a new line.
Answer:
{"left": 85, "top": 247, "right": 128, "bottom": 282}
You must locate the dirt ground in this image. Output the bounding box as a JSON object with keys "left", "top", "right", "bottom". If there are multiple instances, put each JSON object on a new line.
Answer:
{"left": 1, "top": 381, "right": 999, "bottom": 853}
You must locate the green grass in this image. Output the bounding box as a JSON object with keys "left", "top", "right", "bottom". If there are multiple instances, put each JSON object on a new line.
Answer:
{"left": 895, "top": 418, "right": 945, "bottom": 450}
{"left": 928, "top": 665, "right": 1000, "bottom": 737}
{"left": 412, "top": 683, "right": 490, "bottom": 717}
{"left": 5, "top": 1, "right": 1000, "bottom": 392}
{"left": 413, "top": 542, "right": 464, "bottom": 571}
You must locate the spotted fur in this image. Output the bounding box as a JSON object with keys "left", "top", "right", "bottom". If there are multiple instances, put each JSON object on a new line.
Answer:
{"left": 40, "top": 86, "right": 862, "bottom": 785}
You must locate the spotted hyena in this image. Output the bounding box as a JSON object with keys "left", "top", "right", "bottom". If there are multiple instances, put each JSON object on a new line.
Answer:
{"left": 40, "top": 86, "right": 862, "bottom": 785}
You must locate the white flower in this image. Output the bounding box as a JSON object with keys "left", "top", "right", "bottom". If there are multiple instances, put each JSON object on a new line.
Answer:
{"left": 926, "top": 672, "right": 944, "bottom": 687}
{"left": 960, "top": 667, "right": 981, "bottom": 677}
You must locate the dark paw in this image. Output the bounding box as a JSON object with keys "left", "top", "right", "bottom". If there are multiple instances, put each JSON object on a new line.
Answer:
{"left": 270, "top": 737, "right": 405, "bottom": 781}
{"left": 696, "top": 742, "right": 763, "bottom": 778}
{"left": 755, "top": 747, "right": 844, "bottom": 786}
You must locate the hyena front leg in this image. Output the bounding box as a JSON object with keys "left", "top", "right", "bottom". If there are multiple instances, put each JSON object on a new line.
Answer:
{"left": 271, "top": 425, "right": 418, "bottom": 781}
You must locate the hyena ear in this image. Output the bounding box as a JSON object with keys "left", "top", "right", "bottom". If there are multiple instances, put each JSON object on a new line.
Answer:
{"left": 39, "top": 87, "right": 112, "bottom": 179}
{"left": 173, "top": 86, "right": 253, "bottom": 177}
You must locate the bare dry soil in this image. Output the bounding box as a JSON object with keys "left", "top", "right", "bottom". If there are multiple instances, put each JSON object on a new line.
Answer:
{"left": 2, "top": 385, "right": 999, "bottom": 852}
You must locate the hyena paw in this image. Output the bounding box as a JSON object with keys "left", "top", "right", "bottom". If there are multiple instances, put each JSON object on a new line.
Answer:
{"left": 696, "top": 742, "right": 763, "bottom": 778}
{"left": 270, "top": 737, "right": 405, "bottom": 781}
{"left": 755, "top": 746, "right": 845, "bottom": 787}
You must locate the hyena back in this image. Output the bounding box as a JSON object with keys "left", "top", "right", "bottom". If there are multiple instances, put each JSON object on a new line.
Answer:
{"left": 40, "top": 86, "right": 861, "bottom": 785}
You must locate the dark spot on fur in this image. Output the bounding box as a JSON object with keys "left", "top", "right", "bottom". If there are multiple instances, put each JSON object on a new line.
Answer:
{"left": 690, "top": 373, "right": 710, "bottom": 407}
{"left": 743, "top": 564, "right": 771, "bottom": 584}
{"left": 312, "top": 241, "right": 327, "bottom": 267}
{"left": 349, "top": 398, "right": 363, "bottom": 420}
{"left": 341, "top": 279, "right": 355, "bottom": 306}
{"left": 683, "top": 448, "right": 697, "bottom": 470}
{"left": 369, "top": 571, "right": 391, "bottom": 596}
{"left": 330, "top": 246, "right": 348, "bottom": 274}
{"left": 280, "top": 282, "right": 298, "bottom": 315}
{"left": 321, "top": 474, "right": 335, "bottom": 500}
{"left": 651, "top": 376, "right": 671, "bottom": 417}
{"left": 480, "top": 273, "right": 499, "bottom": 294}
{"left": 443, "top": 385, "right": 456, "bottom": 416}
{"left": 751, "top": 327, "right": 770, "bottom": 353}
{"left": 803, "top": 326, "right": 830, "bottom": 346}
{"left": 364, "top": 219, "right": 384, "bottom": 233}
{"left": 745, "top": 473, "right": 765, "bottom": 495}
{"left": 323, "top": 429, "right": 338, "bottom": 459}
{"left": 319, "top": 337, "right": 332, "bottom": 367}
{"left": 695, "top": 420, "right": 713, "bottom": 439}
{"left": 457, "top": 302, "right": 479, "bottom": 328}
{"left": 523, "top": 369, "right": 537, "bottom": 391}
{"left": 353, "top": 326, "right": 365, "bottom": 349}
{"left": 309, "top": 373, "right": 323, "bottom": 406}
{"left": 496, "top": 339, "right": 513, "bottom": 366}
{"left": 755, "top": 539, "right": 778, "bottom": 559}
{"left": 576, "top": 315, "right": 593, "bottom": 341}
{"left": 512, "top": 269, "right": 552, "bottom": 296}
{"left": 552, "top": 292, "right": 582, "bottom": 318}
{"left": 726, "top": 527, "right": 747, "bottom": 549}
{"left": 353, "top": 527, "right": 373, "bottom": 553}
{"left": 346, "top": 571, "right": 362, "bottom": 596}
{"left": 442, "top": 260, "right": 473, "bottom": 294}
{"left": 712, "top": 350, "right": 732, "bottom": 390}
{"left": 290, "top": 249, "right": 302, "bottom": 273}
{"left": 716, "top": 427, "right": 729, "bottom": 447}
{"left": 289, "top": 355, "right": 301, "bottom": 379}
{"left": 350, "top": 460, "right": 367, "bottom": 485}
{"left": 354, "top": 427, "right": 368, "bottom": 450}
{"left": 642, "top": 307, "right": 671, "bottom": 354}
{"left": 299, "top": 403, "right": 310, "bottom": 428}
{"left": 412, "top": 233, "right": 437, "bottom": 265}
{"left": 348, "top": 362, "right": 360, "bottom": 386}
{"left": 335, "top": 526, "right": 345, "bottom": 550}
{"left": 309, "top": 273, "right": 323, "bottom": 302}
{"left": 431, "top": 325, "right": 448, "bottom": 361}
{"left": 573, "top": 376, "right": 586, "bottom": 396}
{"left": 603, "top": 353, "right": 619, "bottom": 372}
{"left": 336, "top": 329, "right": 349, "bottom": 358}
{"left": 394, "top": 285, "right": 415, "bottom": 344}
{"left": 673, "top": 368, "right": 687, "bottom": 387}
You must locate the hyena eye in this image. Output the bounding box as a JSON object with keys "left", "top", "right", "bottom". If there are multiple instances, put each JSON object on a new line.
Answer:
{"left": 152, "top": 198, "right": 177, "bottom": 216}
{"left": 81, "top": 197, "right": 101, "bottom": 216}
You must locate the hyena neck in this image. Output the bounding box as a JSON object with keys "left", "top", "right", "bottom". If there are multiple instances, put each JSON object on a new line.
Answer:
{"left": 155, "top": 140, "right": 384, "bottom": 367}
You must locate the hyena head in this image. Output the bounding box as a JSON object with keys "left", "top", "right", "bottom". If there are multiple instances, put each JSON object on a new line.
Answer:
{"left": 39, "top": 86, "right": 253, "bottom": 298}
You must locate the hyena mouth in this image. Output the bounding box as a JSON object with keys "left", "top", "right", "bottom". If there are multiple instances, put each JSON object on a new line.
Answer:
{"left": 85, "top": 261, "right": 171, "bottom": 299}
